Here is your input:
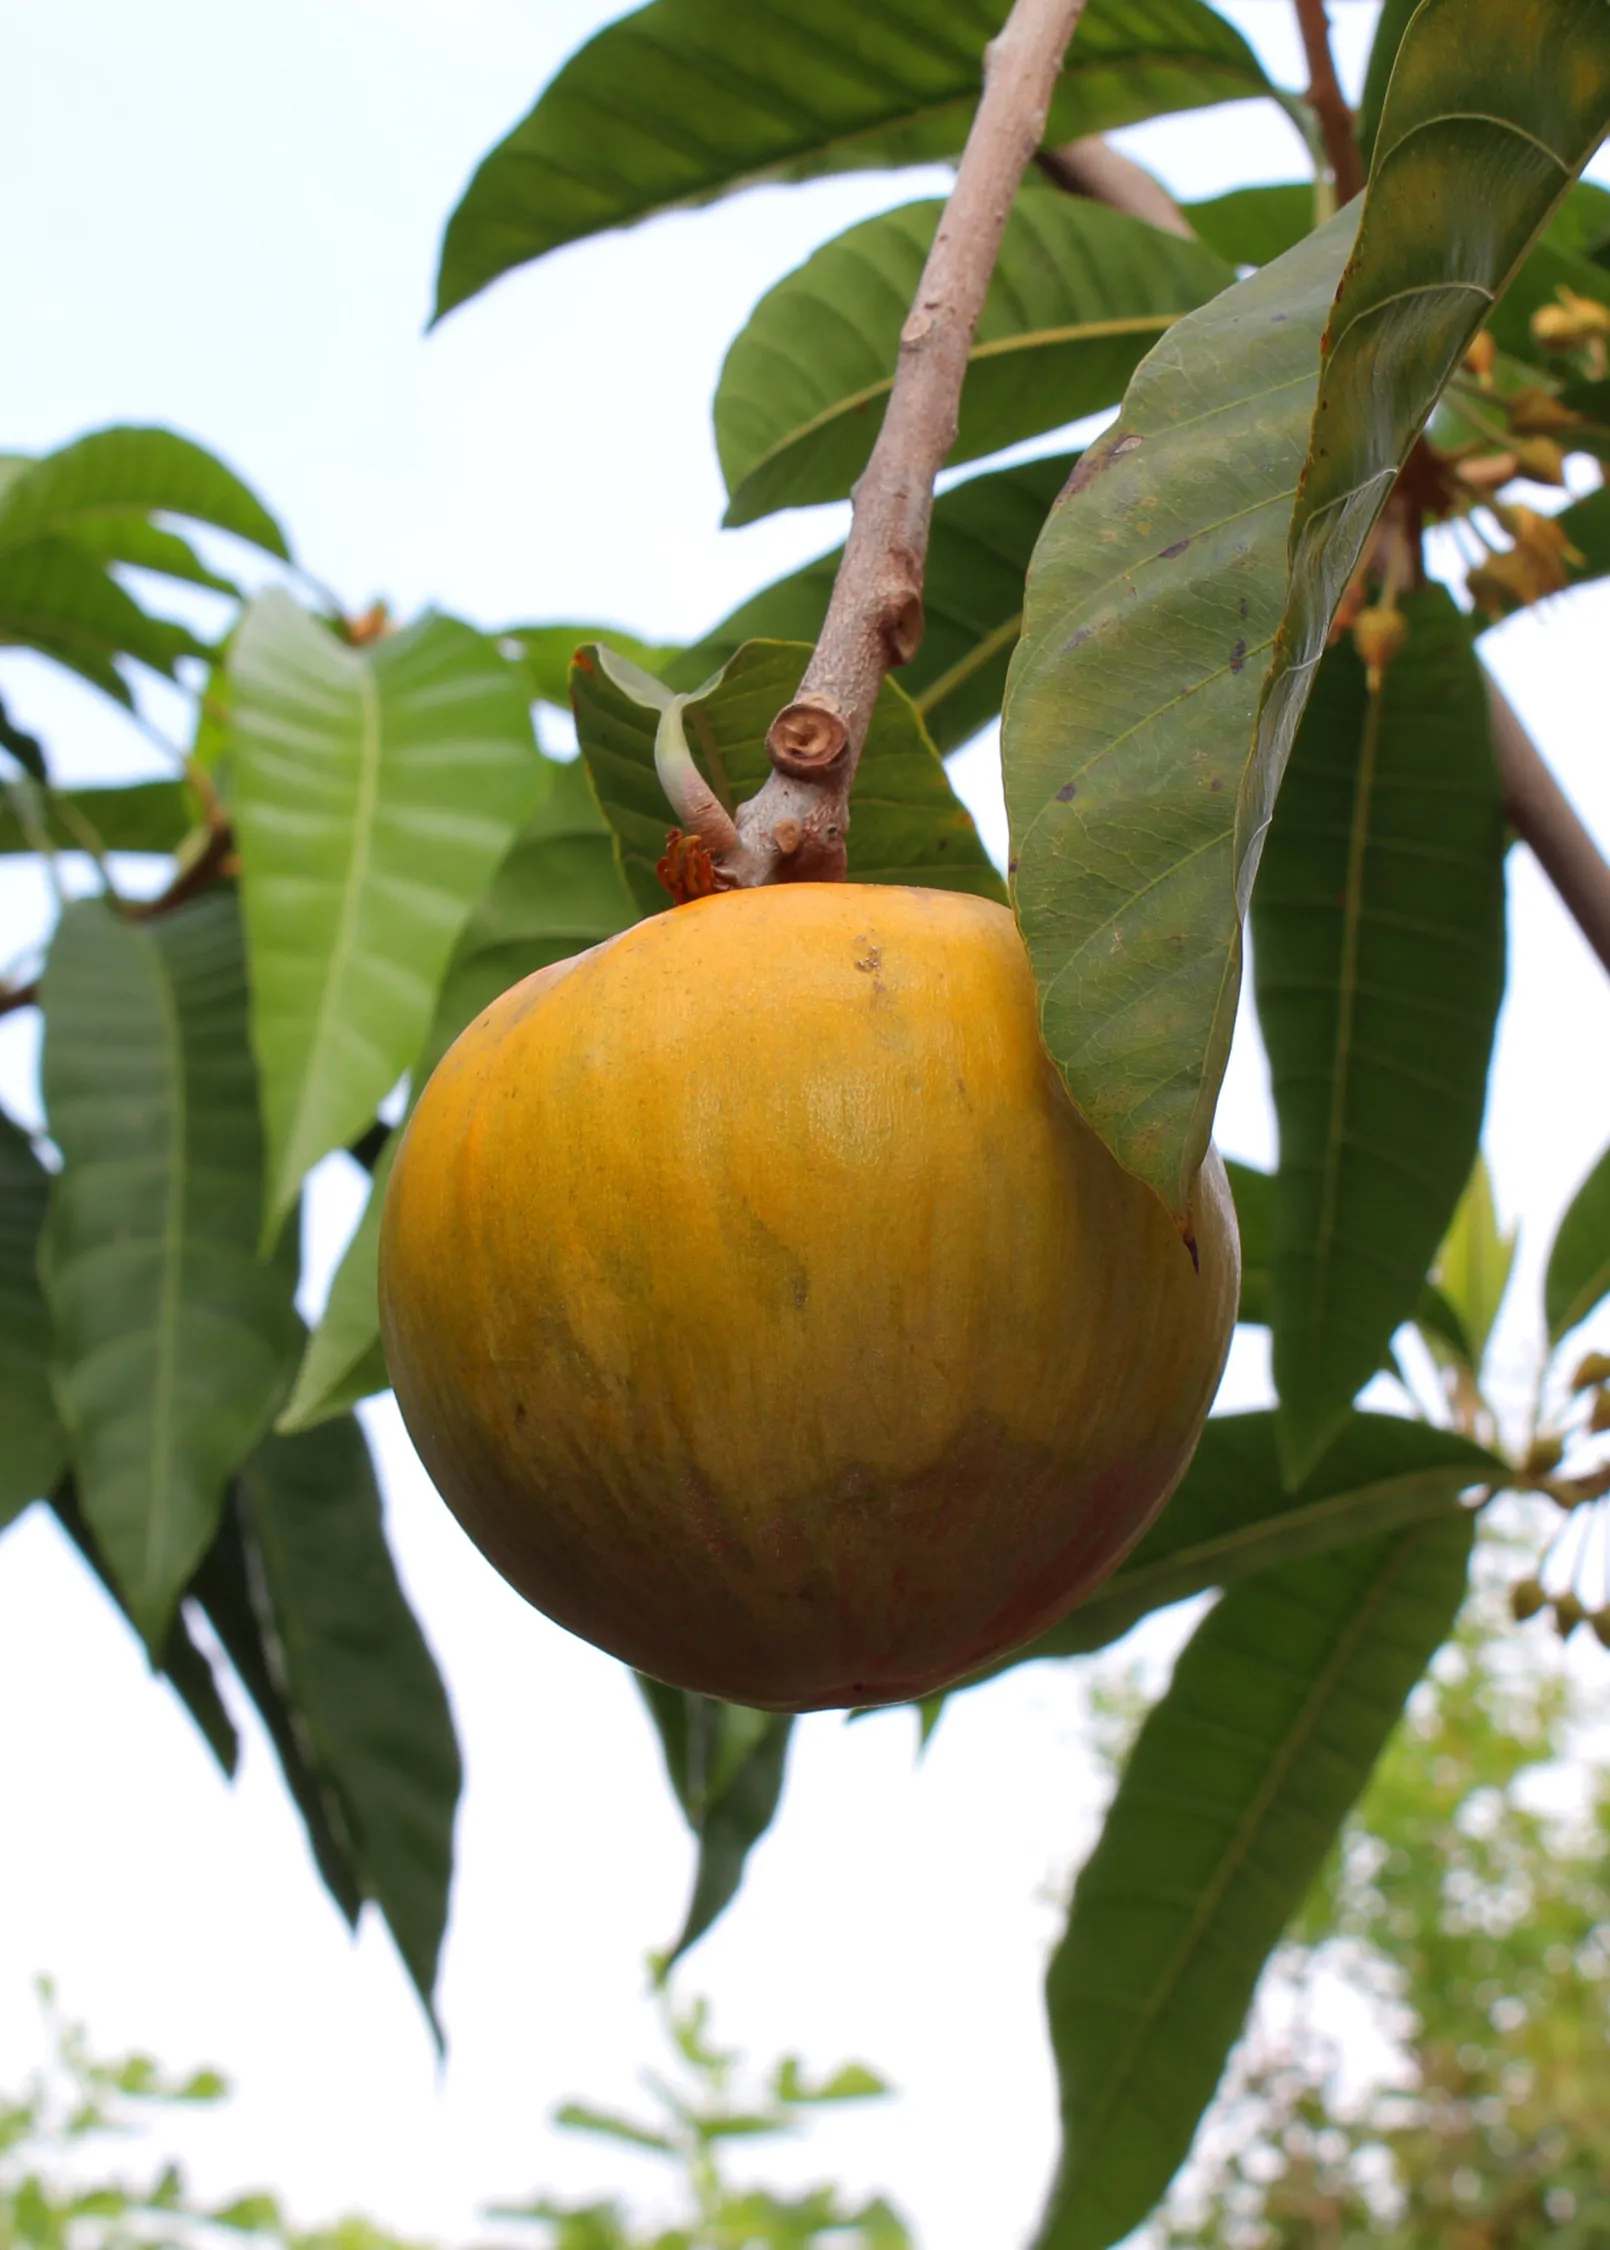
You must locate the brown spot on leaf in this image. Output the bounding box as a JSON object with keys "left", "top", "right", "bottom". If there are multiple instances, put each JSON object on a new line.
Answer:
{"left": 1160, "top": 537, "right": 1190, "bottom": 559}
{"left": 1056, "top": 781, "right": 1078, "bottom": 802}
{"left": 1229, "top": 639, "right": 1248, "bottom": 672}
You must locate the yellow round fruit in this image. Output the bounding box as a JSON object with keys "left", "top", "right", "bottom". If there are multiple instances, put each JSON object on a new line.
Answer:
{"left": 379, "top": 883, "right": 1237, "bottom": 1710}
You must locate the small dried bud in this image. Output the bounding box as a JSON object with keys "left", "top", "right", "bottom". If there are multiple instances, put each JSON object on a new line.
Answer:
{"left": 1352, "top": 605, "right": 1408, "bottom": 687}
{"left": 1594, "top": 1610, "right": 1610, "bottom": 1650}
{"left": 1554, "top": 1590, "right": 1588, "bottom": 1638}
{"left": 1570, "top": 1350, "right": 1610, "bottom": 1393}
{"left": 1462, "top": 330, "right": 1496, "bottom": 380}
{"left": 1458, "top": 450, "right": 1521, "bottom": 493}
{"left": 1504, "top": 386, "right": 1583, "bottom": 436}
{"left": 1531, "top": 288, "right": 1610, "bottom": 352}
{"left": 1510, "top": 1576, "right": 1548, "bottom": 1622}
{"left": 1509, "top": 436, "right": 1568, "bottom": 487}
{"left": 1591, "top": 1388, "right": 1610, "bottom": 1437}
{"left": 1524, "top": 1432, "right": 1565, "bottom": 1477}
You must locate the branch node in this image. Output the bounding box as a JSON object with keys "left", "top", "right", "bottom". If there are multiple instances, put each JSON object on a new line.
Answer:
{"left": 767, "top": 700, "right": 850, "bottom": 776}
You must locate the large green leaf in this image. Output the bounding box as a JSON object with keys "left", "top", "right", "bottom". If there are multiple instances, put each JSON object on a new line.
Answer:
{"left": 40, "top": 893, "right": 301, "bottom": 1644}
{"left": 1256, "top": 0, "right": 1610, "bottom": 881}
{"left": 0, "top": 1111, "right": 67, "bottom": 1528}
{"left": 0, "top": 779, "right": 192, "bottom": 856}
{"left": 50, "top": 1477, "right": 240, "bottom": 1779}
{"left": 1183, "top": 184, "right": 1313, "bottom": 268}
{"left": 974, "top": 1410, "right": 1495, "bottom": 1677}
{"left": 1254, "top": 588, "right": 1506, "bottom": 1481}
{"left": 0, "top": 537, "right": 203, "bottom": 701}
{"left": 1546, "top": 1138, "right": 1610, "bottom": 1343}
{"left": 1036, "top": 1508, "right": 1475, "bottom": 2250}
{"left": 238, "top": 1419, "right": 462, "bottom": 2025}
{"left": 674, "top": 454, "right": 1072, "bottom": 755}
{"left": 0, "top": 426, "right": 287, "bottom": 559}
{"left": 1003, "top": 210, "right": 1357, "bottom": 1218}
{"left": 228, "top": 593, "right": 544, "bottom": 1241}
{"left": 637, "top": 1678, "right": 794, "bottom": 1972}
{"left": 716, "top": 193, "right": 1230, "bottom": 524}
{"left": 279, "top": 756, "right": 641, "bottom": 1435}
{"left": 573, "top": 639, "right": 1004, "bottom": 915}
{"left": 433, "top": 0, "right": 1271, "bottom": 319}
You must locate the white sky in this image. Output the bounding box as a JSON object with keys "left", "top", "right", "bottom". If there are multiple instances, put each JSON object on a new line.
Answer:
{"left": 2, "top": 4, "right": 1609, "bottom": 2246}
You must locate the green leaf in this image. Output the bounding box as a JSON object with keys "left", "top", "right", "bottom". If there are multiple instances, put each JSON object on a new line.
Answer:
{"left": 771, "top": 2059, "right": 889, "bottom": 2106}
{"left": 1356, "top": 0, "right": 1419, "bottom": 170}
{"left": 974, "top": 1410, "right": 1495, "bottom": 1676}
{"left": 716, "top": 192, "right": 1230, "bottom": 524}
{"left": 48, "top": 1476, "right": 240, "bottom": 1778}
{"left": 638, "top": 1677, "right": 794, "bottom": 1972}
{"left": 0, "top": 1109, "right": 66, "bottom": 1527}
{"left": 279, "top": 758, "right": 641, "bottom": 1434}
{"left": 0, "top": 426, "right": 288, "bottom": 559}
{"left": 40, "top": 894, "right": 302, "bottom": 1644}
{"left": 1559, "top": 481, "right": 1610, "bottom": 581}
{"left": 1183, "top": 184, "right": 1313, "bottom": 268}
{"left": 432, "top": 0, "right": 1271, "bottom": 319}
{"left": 62, "top": 513, "right": 240, "bottom": 598}
{"left": 1224, "top": 1160, "right": 1271, "bottom": 1327}
{"left": 186, "top": 1485, "right": 364, "bottom": 1924}
{"left": 0, "top": 780, "right": 192, "bottom": 856}
{"left": 671, "top": 454, "right": 1074, "bottom": 757}
{"left": 1253, "top": 587, "right": 1506, "bottom": 1480}
{"left": 1257, "top": 0, "right": 1610, "bottom": 898}
{"left": 238, "top": 1419, "right": 462, "bottom": 2026}
{"left": 227, "top": 593, "right": 544, "bottom": 1241}
{"left": 554, "top": 2104, "right": 676, "bottom": 2155}
{"left": 1545, "top": 1136, "right": 1610, "bottom": 1342}
{"left": 1003, "top": 209, "right": 1357, "bottom": 1218}
{"left": 1433, "top": 1155, "right": 1515, "bottom": 1368}
{"left": 573, "top": 639, "right": 1004, "bottom": 916}
{"left": 0, "top": 537, "right": 204, "bottom": 700}
{"left": 1035, "top": 1508, "right": 1474, "bottom": 2250}
{"left": 500, "top": 623, "right": 679, "bottom": 708}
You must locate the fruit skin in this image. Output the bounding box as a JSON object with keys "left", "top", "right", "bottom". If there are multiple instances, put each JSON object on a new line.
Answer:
{"left": 379, "top": 884, "right": 1238, "bottom": 1711}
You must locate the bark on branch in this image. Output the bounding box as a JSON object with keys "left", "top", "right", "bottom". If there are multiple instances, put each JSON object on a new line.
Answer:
{"left": 701, "top": 0, "right": 1090, "bottom": 889}
{"left": 1293, "top": 0, "right": 1365, "bottom": 203}
{"left": 1034, "top": 135, "right": 1194, "bottom": 238}
{"left": 1485, "top": 673, "right": 1610, "bottom": 978}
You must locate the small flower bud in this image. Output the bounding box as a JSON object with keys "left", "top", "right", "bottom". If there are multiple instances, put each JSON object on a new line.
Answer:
{"left": 1531, "top": 289, "right": 1610, "bottom": 352}
{"left": 1462, "top": 331, "right": 1496, "bottom": 380}
{"left": 1591, "top": 1388, "right": 1610, "bottom": 1436}
{"left": 1352, "top": 606, "right": 1408, "bottom": 688}
{"left": 1593, "top": 1609, "right": 1610, "bottom": 1650}
{"left": 1523, "top": 1432, "right": 1565, "bottom": 1477}
{"left": 1510, "top": 1576, "right": 1548, "bottom": 1622}
{"left": 1510, "top": 436, "right": 1567, "bottom": 487}
{"left": 1554, "top": 1591, "right": 1587, "bottom": 1638}
{"left": 1570, "top": 1351, "right": 1610, "bottom": 1393}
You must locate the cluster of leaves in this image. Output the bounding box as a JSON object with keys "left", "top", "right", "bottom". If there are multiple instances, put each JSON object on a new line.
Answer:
{"left": 1151, "top": 1572, "right": 1610, "bottom": 2248}
{"left": 0, "top": 1987, "right": 901, "bottom": 2250}
{"left": 4, "top": 1, "right": 1610, "bottom": 2246}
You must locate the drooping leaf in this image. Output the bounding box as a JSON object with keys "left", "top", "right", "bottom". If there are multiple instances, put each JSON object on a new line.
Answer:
{"left": 0, "top": 1108, "right": 66, "bottom": 1528}
{"left": 0, "top": 779, "right": 192, "bottom": 856}
{"left": 40, "top": 893, "right": 301, "bottom": 1644}
{"left": 572, "top": 639, "right": 1004, "bottom": 916}
{"left": 433, "top": 0, "right": 1271, "bottom": 320}
{"left": 0, "top": 426, "right": 288, "bottom": 559}
{"left": 0, "top": 538, "right": 204, "bottom": 700}
{"left": 1003, "top": 210, "right": 1357, "bottom": 1217}
{"left": 501, "top": 624, "right": 680, "bottom": 709}
{"left": 186, "top": 1483, "right": 363, "bottom": 1923}
{"left": 49, "top": 1477, "right": 240, "bottom": 1778}
{"left": 1255, "top": 0, "right": 1610, "bottom": 901}
{"left": 238, "top": 1419, "right": 462, "bottom": 2025}
{"left": 1433, "top": 1155, "right": 1515, "bottom": 1368}
{"left": 227, "top": 592, "right": 544, "bottom": 1241}
{"left": 1035, "top": 1509, "right": 1475, "bottom": 2250}
{"left": 1223, "top": 1160, "right": 1271, "bottom": 1326}
{"left": 1253, "top": 588, "right": 1506, "bottom": 1480}
{"left": 716, "top": 193, "right": 1230, "bottom": 524}
{"left": 1183, "top": 184, "right": 1313, "bottom": 268}
{"left": 637, "top": 1676, "right": 794, "bottom": 1972}
{"left": 973, "top": 1410, "right": 1495, "bottom": 1677}
{"left": 1545, "top": 1137, "right": 1610, "bottom": 1343}
{"left": 672, "top": 453, "right": 1073, "bottom": 755}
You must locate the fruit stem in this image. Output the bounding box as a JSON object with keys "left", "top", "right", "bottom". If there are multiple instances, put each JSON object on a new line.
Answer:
{"left": 717, "top": 0, "right": 1092, "bottom": 889}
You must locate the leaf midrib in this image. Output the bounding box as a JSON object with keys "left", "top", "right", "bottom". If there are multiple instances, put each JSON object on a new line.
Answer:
{"left": 1067, "top": 1527, "right": 1426, "bottom": 2163}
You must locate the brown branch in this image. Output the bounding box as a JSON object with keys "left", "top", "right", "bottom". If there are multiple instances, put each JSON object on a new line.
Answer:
{"left": 1293, "top": 0, "right": 1365, "bottom": 204}
{"left": 1034, "top": 136, "right": 1194, "bottom": 239}
{"left": 712, "top": 0, "right": 1091, "bottom": 889}
{"left": 124, "top": 821, "right": 237, "bottom": 921}
{"left": 1485, "top": 673, "right": 1610, "bottom": 978}
{"left": 0, "top": 980, "right": 38, "bottom": 1018}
